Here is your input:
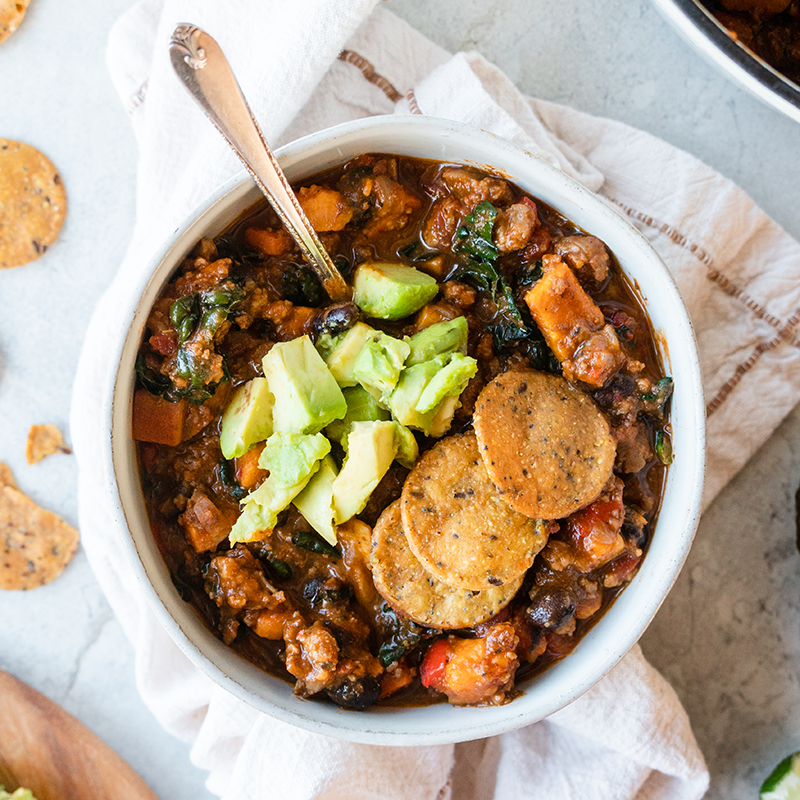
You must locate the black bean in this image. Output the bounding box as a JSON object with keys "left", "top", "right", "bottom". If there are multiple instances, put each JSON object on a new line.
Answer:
{"left": 325, "top": 675, "right": 382, "bottom": 710}
{"left": 526, "top": 587, "right": 576, "bottom": 630}
{"left": 312, "top": 302, "right": 360, "bottom": 339}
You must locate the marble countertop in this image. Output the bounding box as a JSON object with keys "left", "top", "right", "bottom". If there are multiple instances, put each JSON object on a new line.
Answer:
{"left": 1, "top": 1, "right": 798, "bottom": 798}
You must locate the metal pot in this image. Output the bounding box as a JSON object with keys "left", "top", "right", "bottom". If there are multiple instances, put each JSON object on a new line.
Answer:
{"left": 652, "top": 0, "right": 800, "bottom": 124}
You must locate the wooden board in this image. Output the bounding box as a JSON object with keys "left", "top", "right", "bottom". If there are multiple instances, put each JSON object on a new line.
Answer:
{"left": 0, "top": 670, "right": 160, "bottom": 800}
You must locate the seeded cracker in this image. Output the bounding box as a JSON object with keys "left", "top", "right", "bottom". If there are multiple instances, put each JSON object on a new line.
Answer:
{"left": 0, "top": 139, "right": 67, "bottom": 269}
{"left": 0, "top": 473, "right": 79, "bottom": 590}
{"left": 401, "top": 431, "right": 548, "bottom": 591}
{"left": 0, "top": 0, "right": 30, "bottom": 43}
{"left": 474, "top": 369, "right": 616, "bottom": 519}
{"left": 26, "top": 423, "right": 71, "bottom": 464}
{"left": 372, "top": 500, "right": 523, "bottom": 629}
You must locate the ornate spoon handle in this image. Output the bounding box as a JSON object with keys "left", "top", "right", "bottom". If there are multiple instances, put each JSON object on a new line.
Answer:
{"left": 169, "top": 24, "right": 350, "bottom": 302}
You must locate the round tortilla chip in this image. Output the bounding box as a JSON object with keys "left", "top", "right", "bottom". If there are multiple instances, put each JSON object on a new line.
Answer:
{"left": 0, "top": 485, "right": 79, "bottom": 590}
{"left": 0, "top": 0, "right": 30, "bottom": 44}
{"left": 401, "top": 431, "right": 548, "bottom": 591}
{"left": 371, "top": 500, "right": 523, "bottom": 629}
{"left": 0, "top": 139, "right": 67, "bottom": 269}
{"left": 473, "top": 369, "right": 616, "bottom": 520}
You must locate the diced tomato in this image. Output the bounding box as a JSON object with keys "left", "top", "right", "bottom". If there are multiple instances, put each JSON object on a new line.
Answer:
{"left": 149, "top": 332, "right": 177, "bottom": 356}
{"left": 420, "top": 639, "right": 449, "bottom": 690}
{"left": 566, "top": 491, "right": 624, "bottom": 561}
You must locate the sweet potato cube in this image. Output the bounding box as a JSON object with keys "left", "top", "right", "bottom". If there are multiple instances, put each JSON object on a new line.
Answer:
{"left": 132, "top": 389, "right": 186, "bottom": 446}
{"left": 524, "top": 255, "right": 604, "bottom": 364}
{"left": 524, "top": 255, "right": 624, "bottom": 387}
{"left": 236, "top": 442, "right": 267, "bottom": 490}
{"left": 180, "top": 489, "right": 237, "bottom": 553}
{"left": 297, "top": 186, "right": 354, "bottom": 232}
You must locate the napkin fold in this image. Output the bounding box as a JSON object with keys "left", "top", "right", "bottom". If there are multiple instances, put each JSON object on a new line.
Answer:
{"left": 72, "top": 1, "right": 800, "bottom": 797}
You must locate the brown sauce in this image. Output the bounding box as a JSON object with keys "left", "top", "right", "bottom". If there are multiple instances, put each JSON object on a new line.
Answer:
{"left": 134, "top": 154, "right": 671, "bottom": 710}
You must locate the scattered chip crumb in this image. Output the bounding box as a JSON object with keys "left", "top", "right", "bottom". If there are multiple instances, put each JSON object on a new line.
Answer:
{"left": 0, "top": 483, "right": 79, "bottom": 590}
{"left": 0, "top": 0, "right": 30, "bottom": 44}
{"left": 0, "top": 138, "right": 67, "bottom": 269}
{"left": 26, "top": 423, "right": 71, "bottom": 464}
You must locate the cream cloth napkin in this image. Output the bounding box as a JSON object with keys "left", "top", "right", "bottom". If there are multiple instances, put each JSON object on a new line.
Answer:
{"left": 71, "top": 0, "right": 800, "bottom": 797}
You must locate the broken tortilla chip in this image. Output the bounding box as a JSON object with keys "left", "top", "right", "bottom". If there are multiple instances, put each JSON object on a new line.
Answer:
{"left": 0, "top": 461, "right": 17, "bottom": 489}
{"left": 1, "top": 484, "right": 79, "bottom": 590}
{"left": 0, "top": 139, "right": 67, "bottom": 269}
{"left": 26, "top": 423, "right": 71, "bottom": 464}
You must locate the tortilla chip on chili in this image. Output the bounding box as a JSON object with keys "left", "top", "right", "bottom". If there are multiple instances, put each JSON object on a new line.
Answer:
{"left": 25, "top": 423, "right": 71, "bottom": 464}
{"left": 0, "top": 139, "right": 67, "bottom": 268}
{"left": 0, "top": 482, "right": 79, "bottom": 590}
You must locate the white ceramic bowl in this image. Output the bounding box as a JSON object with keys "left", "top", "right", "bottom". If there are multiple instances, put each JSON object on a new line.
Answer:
{"left": 103, "top": 116, "right": 705, "bottom": 745}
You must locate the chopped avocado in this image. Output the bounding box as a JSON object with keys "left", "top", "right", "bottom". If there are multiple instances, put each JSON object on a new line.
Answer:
{"left": 332, "top": 421, "right": 399, "bottom": 524}
{"left": 316, "top": 321, "right": 378, "bottom": 387}
{"left": 0, "top": 790, "right": 37, "bottom": 800}
{"left": 256, "top": 431, "right": 331, "bottom": 483}
{"left": 386, "top": 358, "right": 445, "bottom": 433}
{"left": 427, "top": 395, "right": 461, "bottom": 438}
{"left": 352, "top": 331, "right": 410, "bottom": 400}
{"left": 262, "top": 335, "right": 347, "bottom": 434}
{"left": 352, "top": 262, "right": 439, "bottom": 320}
{"left": 230, "top": 432, "right": 330, "bottom": 543}
{"left": 219, "top": 377, "right": 274, "bottom": 459}
{"left": 326, "top": 386, "right": 390, "bottom": 448}
{"left": 405, "top": 316, "right": 469, "bottom": 366}
{"left": 293, "top": 455, "right": 339, "bottom": 545}
{"left": 393, "top": 423, "right": 419, "bottom": 468}
{"left": 386, "top": 353, "right": 475, "bottom": 436}
{"left": 229, "top": 501, "right": 280, "bottom": 544}
{"left": 415, "top": 353, "right": 478, "bottom": 413}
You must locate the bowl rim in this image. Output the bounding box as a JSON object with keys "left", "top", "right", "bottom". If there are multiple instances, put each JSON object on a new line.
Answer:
{"left": 102, "top": 114, "right": 706, "bottom": 745}
{"left": 651, "top": 0, "right": 800, "bottom": 124}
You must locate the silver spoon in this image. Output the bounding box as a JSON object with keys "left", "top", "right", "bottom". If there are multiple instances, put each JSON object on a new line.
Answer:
{"left": 168, "top": 24, "right": 350, "bottom": 302}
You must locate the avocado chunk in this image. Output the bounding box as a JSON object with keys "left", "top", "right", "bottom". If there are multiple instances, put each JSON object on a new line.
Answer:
{"left": 293, "top": 454, "right": 339, "bottom": 545}
{"left": 331, "top": 421, "right": 399, "bottom": 524}
{"left": 219, "top": 377, "right": 274, "bottom": 459}
{"left": 229, "top": 432, "right": 330, "bottom": 543}
{"left": 262, "top": 335, "right": 347, "bottom": 434}
{"left": 352, "top": 262, "right": 438, "bottom": 320}
{"left": 387, "top": 353, "right": 477, "bottom": 437}
{"left": 415, "top": 353, "right": 478, "bottom": 413}
{"left": 394, "top": 423, "right": 419, "bottom": 469}
{"left": 405, "top": 316, "right": 469, "bottom": 366}
{"left": 316, "top": 321, "right": 378, "bottom": 387}
{"left": 352, "top": 331, "right": 410, "bottom": 401}
{"left": 325, "top": 386, "right": 390, "bottom": 448}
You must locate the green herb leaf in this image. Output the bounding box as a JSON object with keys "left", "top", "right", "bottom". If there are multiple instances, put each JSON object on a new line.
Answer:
{"left": 292, "top": 530, "right": 340, "bottom": 557}
{"left": 170, "top": 294, "right": 200, "bottom": 343}
{"left": 655, "top": 430, "right": 673, "bottom": 466}
{"left": 283, "top": 263, "right": 324, "bottom": 306}
{"left": 218, "top": 459, "right": 247, "bottom": 501}
{"left": 452, "top": 201, "right": 529, "bottom": 349}
{"left": 378, "top": 641, "right": 407, "bottom": 667}
{"left": 265, "top": 556, "right": 292, "bottom": 580}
